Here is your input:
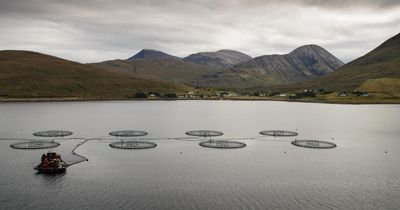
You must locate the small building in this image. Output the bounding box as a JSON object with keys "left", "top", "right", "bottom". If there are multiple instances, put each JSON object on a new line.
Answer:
{"left": 289, "top": 93, "right": 299, "bottom": 99}
{"left": 338, "top": 91, "right": 348, "bottom": 97}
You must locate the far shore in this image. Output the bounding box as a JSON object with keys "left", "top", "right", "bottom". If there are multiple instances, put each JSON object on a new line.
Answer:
{"left": 0, "top": 96, "right": 399, "bottom": 105}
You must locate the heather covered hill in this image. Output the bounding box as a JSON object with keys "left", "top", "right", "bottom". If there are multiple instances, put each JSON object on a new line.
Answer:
{"left": 0, "top": 50, "right": 187, "bottom": 99}
{"left": 92, "top": 57, "right": 229, "bottom": 86}
{"left": 305, "top": 33, "right": 400, "bottom": 93}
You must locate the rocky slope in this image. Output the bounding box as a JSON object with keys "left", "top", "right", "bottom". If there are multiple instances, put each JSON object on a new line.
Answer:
{"left": 183, "top": 50, "right": 252, "bottom": 67}
{"left": 232, "top": 45, "right": 344, "bottom": 84}
{"left": 93, "top": 46, "right": 343, "bottom": 89}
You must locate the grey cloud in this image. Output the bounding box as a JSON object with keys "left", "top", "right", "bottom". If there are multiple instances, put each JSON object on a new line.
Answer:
{"left": 239, "top": 0, "right": 400, "bottom": 8}
{"left": 0, "top": 0, "right": 399, "bottom": 63}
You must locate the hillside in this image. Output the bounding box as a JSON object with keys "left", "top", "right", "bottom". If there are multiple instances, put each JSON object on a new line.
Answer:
{"left": 183, "top": 50, "right": 252, "bottom": 67}
{"left": 231, "top": 45, "right": 344, "bottom": 84}
{"left": 94, "top": 46, "right": 342, "bottom": 89}
{"left": 305, "top": 33, "right": 400, "bottom": 92}
{"left": 92, "top": 57, "right": 233, "bottom": 87}
{"left": 0, "top": 50, "right": 187, "bottom": 99}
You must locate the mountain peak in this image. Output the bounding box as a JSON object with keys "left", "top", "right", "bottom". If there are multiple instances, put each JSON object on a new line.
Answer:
{"left": 233, "top": 45, "right": 344, "bottom": 83}
{"left": 289, "top": 44, "right": 326, "bottom": 55}
{"left": 128, "top": 49, "right": 180, "bottom": 60}
{"left": 289, "top": 44, "right": 344, "bottom": 68}
{"left": 183, "top": 49, "right": 252, "bottom": 67}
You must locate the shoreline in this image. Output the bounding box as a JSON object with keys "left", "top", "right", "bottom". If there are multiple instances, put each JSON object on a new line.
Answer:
{"left": 0, "top": 97, "right": 399, "bottom": 105}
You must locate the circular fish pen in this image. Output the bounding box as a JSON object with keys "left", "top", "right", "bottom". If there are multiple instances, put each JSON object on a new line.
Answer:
{"left": 199, "top": 140, "right": 246, "bottom": 149}
{"left": 109, "top": 130, "right": 148, "bottom": 137}
{"left": 185, "top": 130, "right": 224, "bottom": 138}
{"left": 33, "top": 130, "right": 73, "bottom": 137}
{"left": 10, "top": 140, "right": 60, "bottom": 150}
{"left": 109, "top": 140, "right": 157, "bottom": 149}
{"left": 291, "top": 139, "right": 337, "bottom": 149}
{"left": 259, "top": 130, "right": 298, "bottom": 137}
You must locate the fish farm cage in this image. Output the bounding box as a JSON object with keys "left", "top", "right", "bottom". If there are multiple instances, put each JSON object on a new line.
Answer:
{"left": 186, "top": 130, "right": 246, "bottom": 149}
{"left": 33, "top": 130, "right": 73, "bottom": 137}
{"left": 109, "top": 130, "right": 156, "bottom": 149}
{"left": 199, "top": 140, "right": 246, "bottom": 149}
{"left": 291, "top": 139, "right": 337, "bottom": 149}
{"left": 109, "top": 140, "right": 157, "bottom": 149}
{"left": 259, "top": 130, "right": 298, "bottom": 137}
{"left": 109, "top": 130, "right": 148, "bottom": 137}
{"left": 185, "top": 130, "right": 224, "bottom": 138}
{"left": 10, "top": 140, "right": 60, "bottom": 150}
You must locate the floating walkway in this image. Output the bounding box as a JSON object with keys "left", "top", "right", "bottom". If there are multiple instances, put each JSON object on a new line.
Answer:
{"left": 185, "top": 130, "right": 224, "bottom": 138}
{"left": 291, "top": 139, "right": 337, "bottom": 149}
{"left": 33, "top": 130, "right": 73, "bottom": 137}
{"left": 109, "top": 140, "right": 157, "bottom": 149}
{"left": 259, "top": 130, "right": 298, "bottom": 137}
{"left": 109, "top": 130, "right": 148, "bottom": 137}
{"left": 199, "top": 140, "right": 246, "bottom": 149}
{"left": 10, "top": 140, "right": 60, "bottom": 149}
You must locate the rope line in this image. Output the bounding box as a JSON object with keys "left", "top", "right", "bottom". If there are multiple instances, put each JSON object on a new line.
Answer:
{"left": 3, "top": 135, "right": 298, "bottom": 167}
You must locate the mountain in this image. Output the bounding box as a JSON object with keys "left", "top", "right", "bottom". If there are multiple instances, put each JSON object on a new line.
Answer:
{"left": 231, "top": 45, "right": 344, "bottom": 85}
{"left": 183, "top": 50, "right": 252, "bottom": 67}
{"left": 93, "top": 46, "right": 343, "bottom": 89}
{"left": 305, "top": 33, "right": 400, "bottom": 93}
{"left": 0, "top": 50, "right": 187, "bottom": 99}
{"left": 128, "top": 49, "right": 180, "bottom": 60}
{"left": 92, "top": 57, "right": 231, "bottom": 87}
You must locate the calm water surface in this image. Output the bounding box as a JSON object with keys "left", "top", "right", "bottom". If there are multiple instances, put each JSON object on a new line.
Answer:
{"left": 0, "top": 101, "right": 399, "bottom": 209}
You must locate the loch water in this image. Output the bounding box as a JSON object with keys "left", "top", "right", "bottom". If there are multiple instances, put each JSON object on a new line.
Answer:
{"left": 0, "top": 101, "right": 399, "bottom": 209}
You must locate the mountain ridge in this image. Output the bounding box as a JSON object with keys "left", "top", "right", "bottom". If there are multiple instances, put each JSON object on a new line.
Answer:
{"left": 0, "top": 50, "right": 187, "bottom": 98}
{"left": 92, "top": 45, "right": 343, "bottom": 89}
{"left": 183, "top": 49, "right": 252, "bottom": 67}
{"left": 231, "top": 44, "right": 344, "bottom": 85}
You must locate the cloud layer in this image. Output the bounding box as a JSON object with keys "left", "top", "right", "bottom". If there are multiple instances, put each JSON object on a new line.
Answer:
{"left": 0, "top": 0, "right": 399, "bottom": 63}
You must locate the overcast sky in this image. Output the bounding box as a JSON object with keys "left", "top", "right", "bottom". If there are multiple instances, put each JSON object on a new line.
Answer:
{"left": 0, "top": 0, "right": 399, "bottom": 63}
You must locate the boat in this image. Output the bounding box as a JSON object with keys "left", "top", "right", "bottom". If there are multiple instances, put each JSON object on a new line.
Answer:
{"left": 34, "top": 152, "right": 68, "bottom": 174}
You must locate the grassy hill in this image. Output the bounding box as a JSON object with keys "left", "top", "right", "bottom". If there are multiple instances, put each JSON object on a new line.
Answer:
{"left": 91, "top": 57, "right": 248, "bottom": 88}
{"left": 306, "top": 33, "right": 400, "bottom": 93}
{"left": 0, "top": 50, "right": 189, "bottom": 99}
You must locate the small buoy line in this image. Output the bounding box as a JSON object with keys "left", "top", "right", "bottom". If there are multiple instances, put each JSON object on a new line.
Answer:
{"left": 5, "top": 129, "right": 339, "bottom": 170}
{"left": 67, "top": 138, "right": 92, "bottom": 166}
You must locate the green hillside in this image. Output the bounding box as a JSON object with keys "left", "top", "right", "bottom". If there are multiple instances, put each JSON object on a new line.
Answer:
{"left": 0, "top": 50, "right": 188, "bottom": 99}
{"left": 91, "top": 57, "right": 248, "bottom": 88}
{"left": 306, "top": 33, "right": 400, "bottom": 93}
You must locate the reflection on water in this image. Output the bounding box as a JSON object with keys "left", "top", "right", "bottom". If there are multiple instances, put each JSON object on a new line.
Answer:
{"left": 35, "top": 172, "right": 67, "bottom": 185}
{"left": 0, "top": 101, "right": 399, "bottom": 209}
